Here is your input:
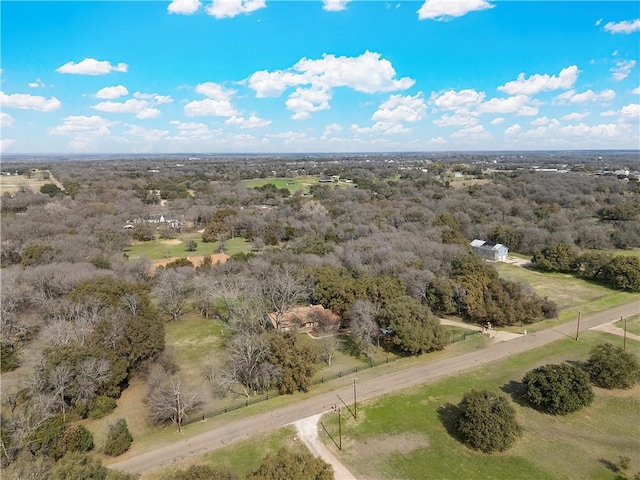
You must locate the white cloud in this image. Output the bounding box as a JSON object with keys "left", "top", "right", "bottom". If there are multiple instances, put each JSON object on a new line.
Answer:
{"left": 195, "top": 82, "right": 236, "bottom": 100}
{"left": 28, "top": 78, "right": 45, "bottom": 88}
{"left": 225, "top": 115, "right": 271, "bottom": 128}
{"left": 417, "top": 0, "right": 493, "bottom": 21}
{"left": 620, "top": 103, "right": 640, "bottom": 122}
{"left": 427, "top": 136, "right": 447, "bottom": 145}
{"left": 0, "top": 139, "right": 16, "bottom": 152}
{"left": 124, "top": 124, "right": 169, "bottom": 140}
{"left": 559, "top": 123, "right": 620, "bottom": 138}
{"left": 249, "top": 51, "right": 413, "bottom": 120}
{"left": 600, "top": 110, "right": 617, "bottom": 117}
{"left": 92, "top": 99, "right": 160, "bottom": 119}
{"left": 353, "top": 93, "right": 426, "bottom": 135}
{"left": 321, "top": 123, "right": 342, "bottom": 138}
{"left": 249, "top": 51, "right": 413, "bottom": 96}
{"left": 610, "top": 60, "right": 636, "bottom": 81}
{"left": 184, "top": 98, "right": 237, "bottom": 117}
{"left": 49, "top": 115, "right": 118, "bottom": 136}
{"left": 603, "top": 19, "right": 640, "bottom": 34}
{"left": 1, "top": 112, "right": 15, "bottom": 127}
{"left": 477, "top": 94, "right": 532, "bottom": 114}
{"left": 168, "top": 0, "right": 201, "bottom": 14}
{"left": 432, "top": 88, "right": 485, "bottom": 111}
{"left": 555, "top": 89, "right": 616, "bottom": 104}
{"left": 184, "top": 82, "right": 237, "bottom": 117}
{"left": 489, "top": 117, "right": 504, "bottom": 125}
{"left": 530, "top": 116, "right": 550, "bottom": 126}
{"left": 285, "top": 87, "right": 331, "bottom": 120}
{"left": 56, "top": 58, "right": 128, "bottom": 75}
{"left": 433, "top": 113, "right": 478, "bottom": 127}
{"left": 134, "top": 92, "right": 173, "bottom": 104}
{"left": 450, "top": 124, "right": 491, "bottom": 140}
{"left": 205, "top": 0, "right": 266, "bottom": 18}
{"left": 504, "top": 124, "right": 521, "bottom": 136}
{"left": 323, "top": 0, "right": 350, "bottom": 11}
{"left": 169, "top": 120, "right": 219, "bottom": 140}
{"left": 372, "top": 93, "right": 426, "bottom": 123}
{"left": 0, "top": 91, "right": 61, "bottom": 112}
{"left": 498, "top": 65, "right": 579, "bottom": 95}
{"left": 632, "top": 87, "right": 640, "bottom": 95}
{"left": 95, "top": 85, "right": 129, "bottom": 99}
{"left": 595, "top": 18, "right": 603, "bottom": 26}
{"left": 562, "top": 112, "right": 589, "bottom": 121}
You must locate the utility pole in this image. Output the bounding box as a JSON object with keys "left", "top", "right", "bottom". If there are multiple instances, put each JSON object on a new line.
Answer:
{"left": 575, "top": 311, "right": 581, "bottom": 341}
{"left": 353, "top": 377, "right": 358, "bottom": 420}
{"left": 332, "top": 404, "right": 342, "bottom": 450}
{"left": 623, "top": 316, "right": 627, "bottom": 351}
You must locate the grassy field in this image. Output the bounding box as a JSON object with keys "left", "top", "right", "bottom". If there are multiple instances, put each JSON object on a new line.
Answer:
{"left": 322, "top": 330, "right": 640, "bottom": 480}
{"left": 615, "top": 313, "right": 640, "bottom": 337}
{"left": 244, "top": 176, "right": 320, "bottom": 194}
{"left": 140, "top": 330, "right": 640, "bottom": 480}
{"left": 0, "top": 171, "right": 50, "bottom": 193}
{"left": 493, "top": 262, "right": 640, "bottom": 333}
{"left": 125, "top": 235, "right": 251, "bottom": 260}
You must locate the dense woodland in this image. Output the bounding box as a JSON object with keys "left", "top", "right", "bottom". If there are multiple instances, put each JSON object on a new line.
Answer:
{"left": 1, "top": 152, "right": 639, "bottom": 478}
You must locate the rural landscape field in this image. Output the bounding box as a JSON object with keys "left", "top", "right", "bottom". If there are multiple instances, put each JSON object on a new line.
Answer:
{"left": 2, "top": 0, "right": 639, "bottom": 479}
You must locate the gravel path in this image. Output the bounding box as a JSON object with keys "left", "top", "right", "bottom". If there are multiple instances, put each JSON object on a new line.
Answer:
{"left": 110, "top": 301, "right": 639, "bottom": 475}
{"left": 295, "top": 414, "right": 357, "bottom": 480}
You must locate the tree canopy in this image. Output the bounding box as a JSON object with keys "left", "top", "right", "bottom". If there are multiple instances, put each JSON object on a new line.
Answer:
{"left": 523, "top": 363, "right": 594, "bottom": 415}
{"left": 587, "top": 342, "right": 640, "bottom": 389}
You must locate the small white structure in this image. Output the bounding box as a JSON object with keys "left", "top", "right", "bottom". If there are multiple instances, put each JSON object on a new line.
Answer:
{"left": 470, "top": 239, "right": 508, "bottom": 261}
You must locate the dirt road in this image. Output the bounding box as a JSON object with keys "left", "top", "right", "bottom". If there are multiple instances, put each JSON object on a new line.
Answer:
{"left": 296, "top": 414, "right": 357, "bottom": 480}
{"left": 110, "top": 301, "right": 639, "bottom": 475}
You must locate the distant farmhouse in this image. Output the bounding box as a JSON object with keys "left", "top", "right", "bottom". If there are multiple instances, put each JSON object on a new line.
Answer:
{"left": 470, "top": 239, "right": 508, "bottom": 261}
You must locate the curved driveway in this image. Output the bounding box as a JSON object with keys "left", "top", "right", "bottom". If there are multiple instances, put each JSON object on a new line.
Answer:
{"left": 110, "top": 301, "right": 639, "bottom": 475}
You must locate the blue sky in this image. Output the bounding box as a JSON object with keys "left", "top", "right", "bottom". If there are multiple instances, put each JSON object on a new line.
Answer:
{"left": 1, "top": 0, "right": 639, "bottom": 154}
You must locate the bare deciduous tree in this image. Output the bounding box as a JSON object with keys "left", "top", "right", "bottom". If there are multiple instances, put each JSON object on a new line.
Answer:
{"left": 260, "top": 266, "right": 308, "bottom": 330}
{"left": 154, "top": 267, "right": 194, "bottom": 322}
{"left": 348, "top": 299, "right": 379, "bottom": 355}
{"left": 212, "top": 333, "right": 279, "bottom": 398}
{"left": 146, "top": 364, "right": 202, "bottom": 432}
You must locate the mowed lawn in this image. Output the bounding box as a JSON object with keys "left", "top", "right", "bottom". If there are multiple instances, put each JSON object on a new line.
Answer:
{"left": 323, "top": 331, "right": 640, "bottom": 480}
{"left": 243, "top": 176, "right": 320, "bottom": 194}
{"left": 493, "top": 262, "right": 640, "bottom": 332}
{"left": 125, "top": 235, "right": 251, "bottom": 260}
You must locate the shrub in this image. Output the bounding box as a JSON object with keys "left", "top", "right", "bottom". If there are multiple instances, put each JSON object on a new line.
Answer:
{"left": 89, "top": 396, "right": 118, "bottom": 419}
{"left": 103, "top": 419, "right": 133, "bottom": 457}
{"left": 587, "top": 343, "right": 640, "bottom": 389}
{"left": 55, "top": 424, "right": 94, "bottom": 459}
{"left": 454, "top": 390, "right": 522, "bottom": 453}
{"left": 169, "top": 465, "right": 239, "bottom": 480}
{"left": 523, "top": 363, "right": 594, "bottom": 415}
{"left": 247, "top": 448, "right": 333, "bottom": 480}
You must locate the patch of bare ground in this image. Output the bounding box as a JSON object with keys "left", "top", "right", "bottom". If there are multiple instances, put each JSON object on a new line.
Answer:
{"left": 151, "top": 253, "right": 229, "bottom": 272}
{"left": 160, "top": 239, "right": 182, "bottom": 245}
{"left": 345, "top": 432, "right": 429, "bottom": 476}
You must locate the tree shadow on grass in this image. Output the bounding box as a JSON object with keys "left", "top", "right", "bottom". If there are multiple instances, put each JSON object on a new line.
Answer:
{"left": 437, "top": 403, "right": 463, "bottom": 443}
{"left": 598, "top": 458, "right": 624, "bottom": 478}
{"left": 500, "top": 380, "right": 529, "bottom": 407}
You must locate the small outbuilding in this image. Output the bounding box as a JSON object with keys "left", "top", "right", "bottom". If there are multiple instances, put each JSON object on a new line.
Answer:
{"left": 470, "top": 239, "right": 508, "bottom": 261}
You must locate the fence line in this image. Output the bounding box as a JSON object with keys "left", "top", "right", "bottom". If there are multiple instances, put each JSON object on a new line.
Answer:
{"left": 185, "top": 329, "right": 481, "bottom": 426}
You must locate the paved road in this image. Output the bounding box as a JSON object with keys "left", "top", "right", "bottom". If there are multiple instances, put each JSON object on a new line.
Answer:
{"left": 110, "top": 301, "right": 639, "bottom": 475}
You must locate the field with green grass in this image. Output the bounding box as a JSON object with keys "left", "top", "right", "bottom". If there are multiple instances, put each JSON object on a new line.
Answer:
{"left": 243, "top": 176, "right": 320, "bottom": 194}
{"left": 322, "top": 330, "right": 640, "bottom": 480}
{"left": 616, "top": 313, "right": 640, "bottom": 337}
{"left": 125, "top": 234, "right": 251, "bottom": 261}
{"left": 494, "top": 262, "right": 640, "bottom": 333}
